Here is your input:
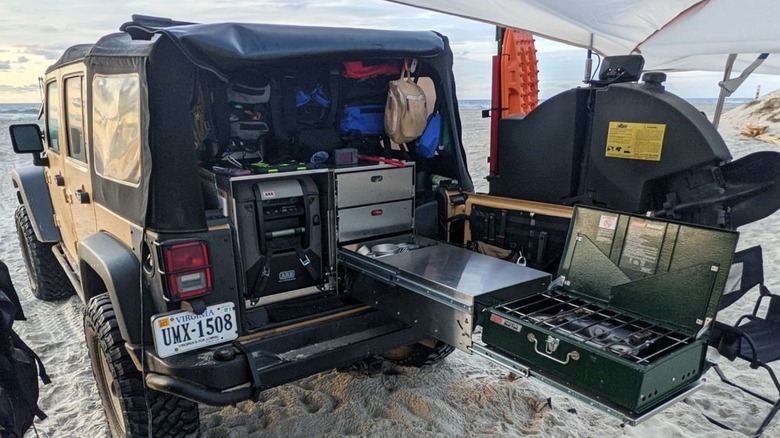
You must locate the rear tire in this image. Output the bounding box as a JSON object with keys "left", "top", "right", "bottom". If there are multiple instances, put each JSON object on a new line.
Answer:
{"left": 382, "top": 340, "right": 455, "bottom": 368}
{"left": 85, "top": 293, "right": 200, "bottom": 437}
{"left": 14, "top": 204, "right": 74, "bottom": 301}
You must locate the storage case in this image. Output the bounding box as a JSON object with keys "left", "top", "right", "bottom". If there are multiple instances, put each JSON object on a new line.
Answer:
{"left": 482, "top": 206, "right": 738, "bottom": 416}
{"left": 335, "top": 165, "right": 415, "bottom": 242}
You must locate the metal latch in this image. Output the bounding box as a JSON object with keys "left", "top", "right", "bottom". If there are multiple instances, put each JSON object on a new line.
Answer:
{"left": 75, "top": 189, "right": 90, "bottom": 204}
{"left": 545, "top": 335, "right": 560, "bottom": 354}
{"left": 527, "top": 333, "right": 580, "bottom": 365}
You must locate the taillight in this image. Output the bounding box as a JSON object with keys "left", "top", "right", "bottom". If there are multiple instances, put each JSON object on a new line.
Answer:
{"left": 162, "top": 241, "right": 212, "bottom": 301}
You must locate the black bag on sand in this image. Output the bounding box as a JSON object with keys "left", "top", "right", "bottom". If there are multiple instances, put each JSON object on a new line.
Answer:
{"left": 0, "top": 261, "right": 49, "bottom": 438}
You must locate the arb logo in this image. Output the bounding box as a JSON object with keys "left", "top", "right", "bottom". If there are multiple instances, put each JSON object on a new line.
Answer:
{"left": 278, "top": 270, "right": 296, "bottom": 281}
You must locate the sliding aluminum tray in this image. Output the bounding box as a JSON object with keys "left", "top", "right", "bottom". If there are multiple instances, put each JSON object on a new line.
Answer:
{"left": 338, "top": 235, "right": 550, "bottom": 351}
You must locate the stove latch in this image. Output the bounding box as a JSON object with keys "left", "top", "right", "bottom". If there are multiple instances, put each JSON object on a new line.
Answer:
{"left": 528, "top": 333, "right": 581, "bottom": 365}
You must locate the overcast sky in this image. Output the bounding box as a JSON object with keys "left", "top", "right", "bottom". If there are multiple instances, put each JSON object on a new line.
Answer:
{"left": 2, "top": 0, "right": 780, "bottom": 103}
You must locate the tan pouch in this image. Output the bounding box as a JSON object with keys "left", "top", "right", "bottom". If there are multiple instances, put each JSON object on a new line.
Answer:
{"left": 473, "top": 241, "right": 520, "bottom": 264}
{"left": 385, "top": 68, "right": 427, "bottom": 144}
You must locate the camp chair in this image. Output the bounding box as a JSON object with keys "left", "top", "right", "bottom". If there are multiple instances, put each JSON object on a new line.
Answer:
{"left": 704, "top": 245, "right": 780, "bottom": 437}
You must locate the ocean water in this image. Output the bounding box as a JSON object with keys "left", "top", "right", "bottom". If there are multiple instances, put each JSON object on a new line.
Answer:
{"left": 0, "top": 103, "right": 40, "bottom": 120}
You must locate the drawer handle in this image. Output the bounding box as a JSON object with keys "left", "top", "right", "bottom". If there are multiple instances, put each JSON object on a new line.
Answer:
{"left": 371, "top": 175, "right": 383, "bottom": 182}
{"left": 527, "top": 333, "right": 580, "bottom": 365}
{"left": 371, "top": 209, "right": 383, "bottom": 216}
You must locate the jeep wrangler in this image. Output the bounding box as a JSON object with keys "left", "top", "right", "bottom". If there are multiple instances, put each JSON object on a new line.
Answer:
{"left": 7, "top": 16, "right": 483, "bottom": 437}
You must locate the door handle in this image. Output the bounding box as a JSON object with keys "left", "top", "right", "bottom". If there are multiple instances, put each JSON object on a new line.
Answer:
{"left": 75, "top": 189, "right": 90, "bottom": 204}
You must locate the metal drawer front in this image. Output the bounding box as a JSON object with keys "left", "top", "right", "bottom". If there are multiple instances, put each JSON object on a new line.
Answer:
{"left": 338, "top": 200, "right": 412, "bottom": 242}
{"left": 337, "top": 166, "right": 414, "bottom": 208}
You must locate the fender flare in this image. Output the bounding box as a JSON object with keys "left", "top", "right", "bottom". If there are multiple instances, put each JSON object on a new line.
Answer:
{"left": 11, "top": 166, "right": 60, "bottom": 243}
{"left": 78, "top": 232, "right": 143, "bottom": 344}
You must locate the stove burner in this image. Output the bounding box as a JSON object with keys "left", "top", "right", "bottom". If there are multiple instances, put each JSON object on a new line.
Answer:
{"left": 537, "top": 310, "right": 655, "bottom": 353}
{"left": 496, "top": 290, "right": 695, "bottom": 365}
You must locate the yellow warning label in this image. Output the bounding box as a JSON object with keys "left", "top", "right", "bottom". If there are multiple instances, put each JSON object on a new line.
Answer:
{"left": 605, "top": 122, "right": 666, "bottom": 161}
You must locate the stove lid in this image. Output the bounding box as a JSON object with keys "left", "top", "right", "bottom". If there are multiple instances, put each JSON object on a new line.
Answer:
{"left": 558, "top": 206, "right": 739, "bottom": 334}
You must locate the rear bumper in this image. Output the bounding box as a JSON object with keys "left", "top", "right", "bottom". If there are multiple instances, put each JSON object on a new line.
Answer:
{"left": 137, "top": 309, "right": 427, "bottom": 406}
{"left": 145, "top": 373, "right": 253, "bottom": 406}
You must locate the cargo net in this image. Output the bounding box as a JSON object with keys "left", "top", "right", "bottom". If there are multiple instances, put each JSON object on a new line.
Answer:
{"left": 494, "top": 289, "right": 695, "bottom": 365}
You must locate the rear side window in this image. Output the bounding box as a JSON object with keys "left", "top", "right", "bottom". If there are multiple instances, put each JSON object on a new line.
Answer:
{"left": 65, "top": 76, "right": 86, "bottom": 162}
{"left": 92, "top": 74, "right": 141, "bottom": 186}
{"left": 45, "top": 81, "right": 60, "bottom": 152}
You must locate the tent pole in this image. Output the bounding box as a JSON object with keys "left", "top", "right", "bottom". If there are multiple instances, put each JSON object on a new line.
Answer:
{"left": 713, "top": 54, "right": 737, "bottom": 129}
{"left": 713, "top": 53, "right": 769, "bottom": 128}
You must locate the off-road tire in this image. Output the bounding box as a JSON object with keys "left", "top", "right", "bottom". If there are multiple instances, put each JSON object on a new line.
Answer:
{"left": 85, "top": 293, "right": 200, "bottom": 437}
{"left": 14, "top": 204, "right": 74, "bottom": 301}
{"left": 382, "top": 340, "right": 456, "bottom": 368}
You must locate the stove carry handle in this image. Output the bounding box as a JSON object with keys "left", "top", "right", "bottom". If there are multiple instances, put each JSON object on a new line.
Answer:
{"left": 527, "top": 333, "right": 581, "bottom": 365}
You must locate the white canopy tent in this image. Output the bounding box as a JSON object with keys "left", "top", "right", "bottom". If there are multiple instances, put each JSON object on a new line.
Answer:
{"left": 387, "top": 0, "right": 780, "bottom": 124}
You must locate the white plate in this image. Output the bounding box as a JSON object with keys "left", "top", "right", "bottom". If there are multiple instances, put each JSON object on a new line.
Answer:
{"left": 151, "top": 302, "right": 238, "bottom": 358}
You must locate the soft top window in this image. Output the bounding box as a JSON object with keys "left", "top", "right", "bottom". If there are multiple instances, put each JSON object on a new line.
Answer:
{"left": 92, "top": 73, "right": 141, "bottom": 186}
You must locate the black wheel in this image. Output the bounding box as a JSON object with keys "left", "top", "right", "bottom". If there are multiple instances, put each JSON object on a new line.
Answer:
{"left": 382, "top": 339, "right": 455, "bottom": 368}
{"left": 14, "top": 204, "right": 74, "bottom": 301}
{"left": 85, "top": 293, "right": 200, "bottom": 437}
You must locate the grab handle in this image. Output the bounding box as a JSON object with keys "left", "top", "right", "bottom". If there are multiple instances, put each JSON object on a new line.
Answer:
{"left": 527, "top": 333, "right": 580, "bottom": 365}
{"left": 265, "top": 227, "right": 305, "bottom": 239}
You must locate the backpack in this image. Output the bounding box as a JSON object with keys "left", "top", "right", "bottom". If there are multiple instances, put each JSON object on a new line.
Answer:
{"left": 384, "top": 67, "right": 428, "bottom": 145}
{"left": 0, "top": 261, "right": 49, "bottom": 438}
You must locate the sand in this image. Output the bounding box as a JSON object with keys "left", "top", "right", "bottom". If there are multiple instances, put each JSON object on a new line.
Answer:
{"left": 3, "top": 100, "right": 780, "bottom": 437}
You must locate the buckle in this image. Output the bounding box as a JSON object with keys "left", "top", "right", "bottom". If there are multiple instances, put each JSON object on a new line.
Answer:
{"left": 299, "top": 254, "right": 311, "bottom": 267}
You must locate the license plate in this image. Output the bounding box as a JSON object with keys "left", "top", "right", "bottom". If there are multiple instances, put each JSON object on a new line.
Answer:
{"left": 151, "top": 303, "right": 238, "bottom": 358}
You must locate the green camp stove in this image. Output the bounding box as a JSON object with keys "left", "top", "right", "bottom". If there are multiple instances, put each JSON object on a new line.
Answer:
{"left": 482, "top": 206, "right": 738, "bottom": 418}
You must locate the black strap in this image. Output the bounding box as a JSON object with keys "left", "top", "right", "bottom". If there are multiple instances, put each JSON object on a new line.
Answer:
{"left": 251, "top": 247, "right": 320, "bottom": 299}
{"left": 282, "top": 70, "right": 299, "bottom": 137}
{"left": 269, "top": 76, "right": 287, "bottom": 142}
{"left": 251, "top": 257, "right": 272, "bottom": 300}
{"left": 381, "top": 135, "right": 393, "bottom": 159}
{"left": 294, "top": 246, "right": 320, "bottom": 283}
{"left": 10, "top": 331, "right": 50, "bottom": 386}
{"left": 496, "top": 210, "right": 507, "bottom": 246}
{"left": 536, "top": 231, "right": 549, "bottom": 263}
{"left": 487, "top": 212, "right": 496, "bottom": 243}
{"left": 325, "top": 68, "right": 341, "bottom": 128}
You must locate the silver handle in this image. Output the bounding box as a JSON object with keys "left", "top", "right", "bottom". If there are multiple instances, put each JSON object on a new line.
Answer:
{"left": 265, "top": 227, "right": 305, "bottom": 239}
{"left": 527, "top": 333, "right": 580, "bottom": 365}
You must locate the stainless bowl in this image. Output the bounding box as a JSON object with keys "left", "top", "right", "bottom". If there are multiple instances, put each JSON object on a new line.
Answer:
{"left": 371, "top": 243, "right": 400, "bottom": 256}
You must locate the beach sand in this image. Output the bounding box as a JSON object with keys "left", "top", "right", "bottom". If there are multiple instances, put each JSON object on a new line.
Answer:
{"left": 3, "top": 100, "right": 779, "bottom": 437}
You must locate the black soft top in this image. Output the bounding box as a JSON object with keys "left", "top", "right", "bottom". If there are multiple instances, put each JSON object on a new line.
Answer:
{"left": 155, "top": 23, "right": 445, "bottom": 68}
{"left": 46, "top": 44, "right": 94, "bottom": 74}
{"left": 55, "top": 21, "right": 446, "bottom": 79}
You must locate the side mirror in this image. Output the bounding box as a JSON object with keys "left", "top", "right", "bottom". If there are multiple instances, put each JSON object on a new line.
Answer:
{"left": 9, "top": 124, "right": 44, "bottom": 154}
